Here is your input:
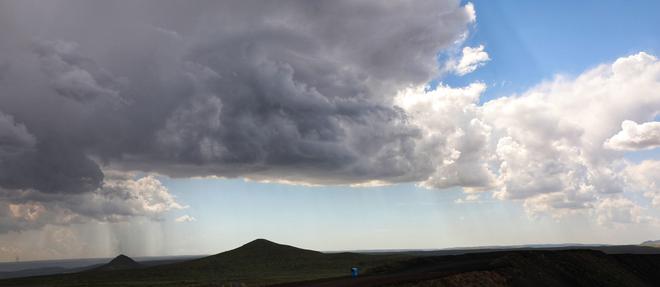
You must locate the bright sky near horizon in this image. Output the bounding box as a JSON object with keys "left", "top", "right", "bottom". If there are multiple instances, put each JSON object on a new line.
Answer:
{"left": 1, "top": 0, "right": 660, "bottom": 262}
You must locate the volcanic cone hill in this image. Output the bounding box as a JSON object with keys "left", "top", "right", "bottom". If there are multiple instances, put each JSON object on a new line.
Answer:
{"left": 152, "top": 238, "right": 405, "bottom": 284}
{"left": 93, "top": 254, "right": 141, "bottom": 271}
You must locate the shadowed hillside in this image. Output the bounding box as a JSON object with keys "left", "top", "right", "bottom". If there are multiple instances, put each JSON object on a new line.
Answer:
{"left": 93, "top": 254, "right": 141, "bottom": 271}
{"left": 277, "top": 250, "right": 660, "bottom": 287}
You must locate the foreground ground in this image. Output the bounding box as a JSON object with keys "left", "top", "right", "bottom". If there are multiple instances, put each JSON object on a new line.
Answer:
{"left": 1, "top": 239, "right": 660, "bottom": 286}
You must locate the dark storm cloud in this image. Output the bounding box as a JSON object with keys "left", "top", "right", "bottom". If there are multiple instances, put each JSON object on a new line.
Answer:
{"left": 0, "top": 0, "right": 474, "bottom": 230}
{"left": 124, "top": 0, "right": 472, "bottom": 184}
{"left": 32, "top": 40, "right": 124, "bottom": 103}
{"left": 0, "top": 140, "right": 103, "bottom": 194}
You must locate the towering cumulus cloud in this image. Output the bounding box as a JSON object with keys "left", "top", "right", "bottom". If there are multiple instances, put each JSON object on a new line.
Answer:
{"left": 0, "top": 0, "right": 476, "bottom": 232}
{"left": 605, "top": 120, "right": 660, "bottom": 151}
{"left": 398, "top": 52, "right": 660, "bottom": 221}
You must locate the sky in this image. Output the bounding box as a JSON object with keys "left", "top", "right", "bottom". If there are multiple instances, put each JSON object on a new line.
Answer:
{"left": 1, "top": 0, "right": 660, "bottom": 262}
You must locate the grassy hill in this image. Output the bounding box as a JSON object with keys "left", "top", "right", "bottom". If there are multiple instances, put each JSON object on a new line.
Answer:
{"left": 0, "top": 239, "right": 409, "bottom": 286}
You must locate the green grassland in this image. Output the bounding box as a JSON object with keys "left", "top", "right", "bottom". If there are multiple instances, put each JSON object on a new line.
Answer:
{"left": 3, "top": 240, "right": 660, "bottom": 287}
{"left": 0, "top": 239, "right": 410, "bottom": 286}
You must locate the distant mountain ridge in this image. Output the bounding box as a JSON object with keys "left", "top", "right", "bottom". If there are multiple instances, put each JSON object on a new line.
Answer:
{"left": 641, "top": 240, "right": 660, "bottom": 247}
{"left": 0, "top": 255, "right": 203, "bottom": 280}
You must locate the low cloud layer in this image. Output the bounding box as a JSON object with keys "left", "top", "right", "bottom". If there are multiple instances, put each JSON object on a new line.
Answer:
{"left": 0, "top": 171, "right": 183, "bottom": 232}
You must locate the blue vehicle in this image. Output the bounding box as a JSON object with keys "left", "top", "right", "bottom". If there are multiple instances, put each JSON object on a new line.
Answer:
{"left": 351, "top": 267, "right": 359, "bottom": 278}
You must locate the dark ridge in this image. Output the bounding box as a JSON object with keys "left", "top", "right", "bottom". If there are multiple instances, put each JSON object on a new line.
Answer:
{"left": 240, "top": 238, "right": 305, "bottom": 249}
{"left": 277, "top": 250, "right": 660, "bottom": 287}
{"left": 0, "top": 267, "right": 71, "bottom": 280}
{"left": 5, "top": 241, "right": 660, "bottom": 286}
{"left": 219, "top": 238, "right": 324, "bottom": 258}
{"left": 94, "top": 254, "right": 141, "bottom": 271}
{"left": 231, "top": 239, "right": 323, "bottom": 256}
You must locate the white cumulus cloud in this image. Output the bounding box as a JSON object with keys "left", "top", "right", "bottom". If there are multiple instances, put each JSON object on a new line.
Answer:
{"left": 397, "top": 52, "right": 660, "bottom": 223}
{"left": 175, "top": 215, "right": 197, "bottom": 223}
{"left": 593, "top": 197, "right": 651, "bottom": 226}
{"left": 446, "top": 45, "right": 491, "bottom": 75}
{"left": 625, "top": 160, "right": 660, "bottom": 208}
{"left": 0, "top": 171, "right": 185, "bottom": 233}
{"left": 605, "top": 120, "right": 660, "bottom": 151}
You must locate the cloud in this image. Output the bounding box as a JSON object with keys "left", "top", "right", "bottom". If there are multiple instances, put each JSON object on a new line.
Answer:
{"left": 625, "top": 160, "right": 660, "bottom": 208}
{"left": 0, "top": 108, "right": 104, "bottom": 195}
{"left": 90, "top": 172, "right": 185, "bottom": 220}
{"left": 0, "top": 140, "right": 104, "bottom": 195}
{"left": 175, "top": 215, "right": 196, "bottom": 223}
{"left": 395, "top": 82, "right": 496, "bottom": 191}
{"left": 1, "top": 0, "right": 659, "bottom": 233}
{"left": 31, "top": 40, "right": 124, "bottom": 103}
{"left": 0, "top": 172, "right": 183, "bottom": 233}
{"left": 490, "top": 52, "right": 660, "bottom": 216}
{"left": 464, "top": 2, "right": 477, "bottom": 23}
{"left": 0, "top": 0, "right": 476, "bottom": 232}
{"left": 0, "top": 225, "right": 89, "bottom": 261}
{"left": 593, "top": 197, "right": 651, "bottom": 226}
{"left": 0, "top": 0, "right": 475, "bottom": 185}
{"left": 122, "top": 0, "right": 475, "bottom": 185}
{"left": 446, "top": 45, "right": 490, "bottom": 75}
{"left": 0, "top": 112, "right": 36, "bottom": 152}
{"left": 396, "top": 52, "right": 660, "bottom": 220}
{"left": 605, "top": 120, "right": 660, "bottom": 151}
